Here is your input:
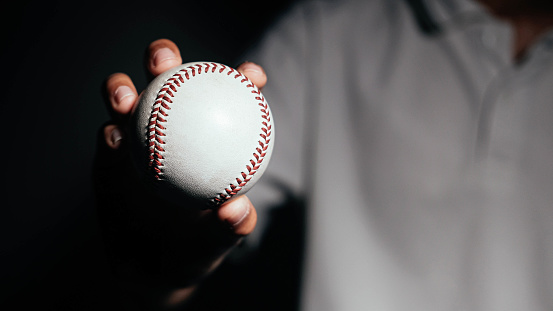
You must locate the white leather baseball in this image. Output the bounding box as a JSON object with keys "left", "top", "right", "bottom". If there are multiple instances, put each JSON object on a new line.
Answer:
{"left": 130, "top": 62, "right": 274, "bottom": 207}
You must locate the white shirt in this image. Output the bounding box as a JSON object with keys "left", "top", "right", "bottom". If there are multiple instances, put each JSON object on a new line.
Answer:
{"left": 246, "top": 0, "right": 553, "bottom": 309}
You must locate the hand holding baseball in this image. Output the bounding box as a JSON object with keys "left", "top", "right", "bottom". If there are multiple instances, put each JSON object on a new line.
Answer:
{"left": 94, "top": 39, "right": 268, "bottom": 307}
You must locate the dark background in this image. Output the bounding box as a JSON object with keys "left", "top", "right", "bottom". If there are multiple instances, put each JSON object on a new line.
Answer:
{"left": 1, "top": 0, "right": 296, "bottom": 309}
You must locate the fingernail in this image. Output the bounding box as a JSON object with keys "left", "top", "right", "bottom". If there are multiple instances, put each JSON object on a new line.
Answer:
{"left": 153, "top": 47, "right": 177, "bottom": 67}
{"left": 110, "top": 127, "right": 123, "bottom": 147}
{"left": 226, "top": 197, "right": 251, "bottom": 227}
{"left": 240, "top": 62, "right": 263, "bottom": 75}
{"left": 113, "top": 85, "right": 135, "bottom": 105}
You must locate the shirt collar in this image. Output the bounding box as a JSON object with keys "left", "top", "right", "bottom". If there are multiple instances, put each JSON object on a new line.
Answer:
{"left": 424, "top": 0, "right": 497, "bottom": 31}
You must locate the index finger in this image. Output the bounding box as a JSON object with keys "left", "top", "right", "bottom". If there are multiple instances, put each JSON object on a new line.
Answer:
{"left": 237, "top": 62, "right": 267, "bottom": 90}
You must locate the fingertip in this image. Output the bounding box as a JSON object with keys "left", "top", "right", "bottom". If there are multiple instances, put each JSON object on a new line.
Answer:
{"left": 104, "top": 124, "right": 124, "bottom": 149}
{"left": 106, "top": 73, "right": 138, "bottom": 115}
{"left": 237, "top": 61, "right": 267, "bottom": 90}
{"left": 218, "top": 195, "right": 257, "bottom": 236}
{"left": 148, "top": 39, "right": 182, "bottom": 76}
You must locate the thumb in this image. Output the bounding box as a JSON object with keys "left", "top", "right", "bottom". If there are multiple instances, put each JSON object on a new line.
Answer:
{"left": 218, "top": 195, "right": 257, "bottom": 236}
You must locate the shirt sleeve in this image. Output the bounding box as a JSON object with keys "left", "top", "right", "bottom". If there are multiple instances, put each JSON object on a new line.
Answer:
{"left": 237, "top": 0, "right": 321, "bottom": 245}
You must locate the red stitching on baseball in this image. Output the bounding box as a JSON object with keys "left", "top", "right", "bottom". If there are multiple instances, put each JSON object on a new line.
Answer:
{"left": 146, "top": 63, "right": 271, "bottom": 205}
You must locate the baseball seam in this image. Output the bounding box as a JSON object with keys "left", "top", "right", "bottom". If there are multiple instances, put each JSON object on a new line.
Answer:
{"left": 146, "top": 62, "right": 272, "bottom": 206}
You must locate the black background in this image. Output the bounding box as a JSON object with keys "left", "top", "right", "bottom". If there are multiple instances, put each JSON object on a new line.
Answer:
{"left": 1, "top": 0, "right": 296, "bottom": 309}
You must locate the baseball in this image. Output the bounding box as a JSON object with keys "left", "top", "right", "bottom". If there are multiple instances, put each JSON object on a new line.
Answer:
{"left": 130, "top": 62, "right": 274, "bottom": 208}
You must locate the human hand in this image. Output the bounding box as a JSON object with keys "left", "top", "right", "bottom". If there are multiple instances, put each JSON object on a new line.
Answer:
{"left": 93, "top": 39, "right": 268, "bottom": 305}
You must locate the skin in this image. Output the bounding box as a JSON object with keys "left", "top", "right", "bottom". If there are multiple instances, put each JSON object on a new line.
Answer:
{"left": 96, "top": 39, "right": 267, "bottom": 308}
{"left": 103, "top": 39, "right": 266, "bottom": 238}
{"left": 97, "top": 2, "right": 553, "bottom": 308}
{"left": 475, "top": 0, "right": 553, "bottom": 60}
